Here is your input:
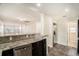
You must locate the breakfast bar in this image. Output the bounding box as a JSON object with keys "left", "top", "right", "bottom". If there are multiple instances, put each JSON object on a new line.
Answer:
{"left": 0, "top": 34, "right": 48, "bottom": 56}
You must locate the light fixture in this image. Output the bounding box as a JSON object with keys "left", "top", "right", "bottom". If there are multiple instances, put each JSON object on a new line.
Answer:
{"left": 36, "top": 3, "right": 41, "bottom": 7}
{"left": 65, "top": 8, "right": 69, "bottom": 12}
{"left": 17, "top": 17, "right": 31, "bottom": 23}
{"left": 17, "top": 17, "right": 26, "bottom": 21}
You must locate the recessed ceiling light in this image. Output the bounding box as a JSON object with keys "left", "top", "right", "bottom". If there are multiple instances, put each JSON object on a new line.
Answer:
{"left": 65, "top": 8, "right": 69, "bottom": 12}
{"left": 36, "top": 3, "right": 41, "bottom": 7}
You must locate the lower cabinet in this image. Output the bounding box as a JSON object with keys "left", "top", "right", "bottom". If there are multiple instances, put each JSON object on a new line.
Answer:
{"left": 2, "top": 39, "right": 46, "bottom": 56}
{"left": 77, "top": 40, "right": 79, "bottom": 54}
{"left": 32, "top": 39, "right": 46, "bottom": 56}
{"left": 14, "top": 44, "right": 32, "bottom": 56}
{"left": 42, "top": 39, "right": 46, "bottom": 56}
{"left": 2, "top": 49, "right": 14, "bottom": 56}
{"left": 2, "top": 44, "right": 32, "bottom": 56}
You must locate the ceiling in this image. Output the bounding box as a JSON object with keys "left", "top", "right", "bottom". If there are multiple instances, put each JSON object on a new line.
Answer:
{"left": 26, "top": 3, "right": 79, "bottom": 21}
{"left": 0, "top": 3, "right": 40, "bottom": 23}
{"left": 0, "top": 3, "right": 79, "bottom": 22}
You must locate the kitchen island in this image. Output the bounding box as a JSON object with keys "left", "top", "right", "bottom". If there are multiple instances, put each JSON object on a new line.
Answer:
{"left": 0, "top": 34, "right": 48, "bottom": 56}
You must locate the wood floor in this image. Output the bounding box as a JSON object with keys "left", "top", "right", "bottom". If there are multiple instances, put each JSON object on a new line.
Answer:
{"left": 48, "top": 43, "right": 78, "bottom": 56}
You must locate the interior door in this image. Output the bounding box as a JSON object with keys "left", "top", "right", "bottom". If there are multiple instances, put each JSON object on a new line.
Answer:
{"left": 68, "top": 22, "right": 77, "bottom": 48}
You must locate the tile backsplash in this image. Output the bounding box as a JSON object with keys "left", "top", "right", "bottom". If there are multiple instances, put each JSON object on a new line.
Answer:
{"left": 0, "top": 36, "right": 10, "bottom": 44}
{"left": 0, "top": 34, "right": 35, "bottom": 44}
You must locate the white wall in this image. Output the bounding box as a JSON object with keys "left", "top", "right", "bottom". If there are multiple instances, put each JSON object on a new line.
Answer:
{"left": 44, "top": 15, "right": 53, "bottom": 47}
{"left": 57, "top": 18, "right": 77, "bottom": 47}
{"left": 57, "top": 19, "right": 68, "bottom": 46}
{"left": 36, "top": 13, "right": 53, "bottom": 47}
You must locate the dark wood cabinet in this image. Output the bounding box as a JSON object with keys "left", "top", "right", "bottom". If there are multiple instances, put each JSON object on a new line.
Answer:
{"left": 78, "top": 20, "right": 79, "bottom": 37}
{"left": 32, "top": 40, "right": 43, "bottom": 56}
{"left": 2, "top": 44, "right": 32, "bottom": 56}
{"left": 2, "top": 49, "right": 14, "bottom": 56}
{"left": 42, "top": 39, "right": 46, "bottom": 56}
{"left": 2, "top": 39, "right": 46, "bottom": 56}
{"left": 77, "top": 40, "right": 79, "bottom": 54}
{"left": 32, "top": 39, "right": 46, "bottom": 56}
{"left": 78, "top": 20, "right": 79, "bottom": 54}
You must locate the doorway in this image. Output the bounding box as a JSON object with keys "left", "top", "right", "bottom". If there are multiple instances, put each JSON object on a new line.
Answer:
{"left": 68, "top": 22, "right": 77, "bottom": 48}
{"left": 53, "top": 23, "right": 57, "bottom": 46}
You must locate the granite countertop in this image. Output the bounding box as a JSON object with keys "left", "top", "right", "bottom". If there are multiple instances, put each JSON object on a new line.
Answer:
{"left": 0, "top": 33, "right": 38, "bottom": 37}
{"left": 0, "top": 34, "right": 48, "bottom": 56}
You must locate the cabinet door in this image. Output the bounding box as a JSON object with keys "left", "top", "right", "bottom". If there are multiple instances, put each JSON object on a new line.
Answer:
{"left": 77, "top": 40, "right": 79, "bottom": 54}
{"left": 2, "top": 49, "right": 14, "bottom": 56}
{"left": 32, "top": 40, "right": 42, "bottom": 56}
{"left": 42, "top": 39, "right": 46, "bottom": 56}
{"left": 32, "top": 39, "right": 46, "bottom": 56}
{"left": 78, "top": 20, "right": 79, "bottom": 54}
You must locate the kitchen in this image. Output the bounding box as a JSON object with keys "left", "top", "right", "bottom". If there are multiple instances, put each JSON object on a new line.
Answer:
{"left": 0, "top": 3, "right": 52, "bottom": 56}
{"left": 0, "top": 3, "right": 78, "bottom": 56}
